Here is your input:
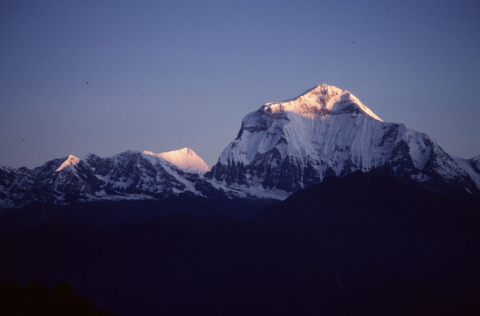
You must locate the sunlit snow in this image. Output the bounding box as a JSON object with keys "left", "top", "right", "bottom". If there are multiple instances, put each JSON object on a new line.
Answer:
{"left": 213, "top": 84, "right": 473, "bottom": 193}
{"left": 143, "top": 148, "right": 209, "bottom": 174}
{"left": 56, "top": 155, "right": 81, "bottom": 172}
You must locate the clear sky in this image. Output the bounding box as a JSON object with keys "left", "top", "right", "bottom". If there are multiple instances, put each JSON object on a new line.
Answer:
{"left": 1, "top": 0, "right": 479, "bottom": 169}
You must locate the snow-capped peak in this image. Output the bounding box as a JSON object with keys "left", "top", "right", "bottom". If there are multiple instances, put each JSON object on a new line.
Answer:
{"left": 207, "top": 84, "right": 479, "bottom": 196}
{"left": 143, "top": 148, "right": 209, "bottom": 174}
{"left": 56, "top": 155, "right": 81, "bottom": 172}
{"left": 263, "top": 84, "right": 382, "bottom": 122}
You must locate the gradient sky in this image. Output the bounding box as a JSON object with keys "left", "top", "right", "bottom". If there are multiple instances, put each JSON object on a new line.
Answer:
{"left": 1, "top": 0, "right": 479, "bottom": 169}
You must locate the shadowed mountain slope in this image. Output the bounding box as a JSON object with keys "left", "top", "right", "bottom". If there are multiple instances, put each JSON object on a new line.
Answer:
{"left": 1, "top": 170, "right": 479, "bottom": 315}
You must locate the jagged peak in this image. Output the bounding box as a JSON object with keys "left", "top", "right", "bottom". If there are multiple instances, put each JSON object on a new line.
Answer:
{"left": 56, "top": 155, "right": 81, "bottom": 172}
{"left": 115, "top": 150, "right": 141, "bottom": 156}
{"left": 85, "top": 152, "right": 100, "bottom": 158}
{"left": 106, "top": 150, "right": 147, "bottom": 161}
{"left": 0, "top": 163, "right": 15, "bottom": 172}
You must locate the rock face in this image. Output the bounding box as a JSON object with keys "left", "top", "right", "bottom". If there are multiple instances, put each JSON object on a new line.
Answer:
{"left": 206, "top": 84, "right": 477, "bottom": 194}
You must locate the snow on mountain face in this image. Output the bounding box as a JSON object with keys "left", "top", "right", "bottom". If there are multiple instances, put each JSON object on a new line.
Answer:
{"left": 56, "top": 155, "right": 81, "bottom": 171}
{"left": 0, "top": 155, "right": 100, "bottom": 209}
{"left": 80, "top": 150, "right": 204, "bottom": 197}
{"left": 0, "top": 151, "right": 202, "bottom": 209}
{"left": 143, "top": 148, "right": 209, "bottom": 174}
{"left": 0, "top": 149, "right": 262, "bottom": 210}
{"left": 454, "top": 155, "right": 480, "bottom": 190}
{"left": 1, "top": 84, "right": 479, "bottom": 210}
{"left": 206, "top": 84, "right": 477, "bottom": 194}
{"left": 0, "top": 165, "right": 17, "bottom": 203}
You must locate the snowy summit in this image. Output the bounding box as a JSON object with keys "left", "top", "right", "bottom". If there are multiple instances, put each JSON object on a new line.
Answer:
{"left": 264, "top": 84, "right": 382, "bottom": 121}
{"left": 56, "top": 155, "right": 81, "bottom": 172}
{"left": 206, "top": 84, "right": 475, "bottom": 193}
{"left": 143, "top": 148, "right": 209, "bottom": 174}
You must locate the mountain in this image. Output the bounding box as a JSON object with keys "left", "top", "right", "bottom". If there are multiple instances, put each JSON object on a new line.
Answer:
{"left": 1, "top": 85, "right": 480, "bottom": 315}
{"left": 260, "top": 168, "right": 480, "bottom": 236}
{"left": 0, "top": 144, "right": 283, "bottom": 214}
{"left": 0, "top": 151, "right": 201, "bottom": 210}
{"left": 1, "top": 84, "right": 479, "bottom": 228}
{"left": 206, "top": 84, "right": 478, "bottom": 195}
{"left": 143, "top": 148, "right": 209, "bottom": 174}
{"left": 1, "top": 149, "right": 246, "bottom": 211}
{"left": 0, "top": 150, "right": 272, "bottom": 234}
{"left": 258, "top": 169, "right": 480, "bottom": 313}
{"left": 56, "top": 155, "right": 81, "bottom": 171}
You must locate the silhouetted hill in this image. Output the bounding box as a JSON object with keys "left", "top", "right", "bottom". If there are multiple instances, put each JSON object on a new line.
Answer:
{"left": 1, "top": 170, "right": 479, "bottom": 315}
{"left": 0, "top": 192, "right": 270, "bottom": 235}
{"left": 260, "top": 169, "right": 480, "bottom": 236}
{"left": 0, "top": 280, "right": 114, "bottom": 316}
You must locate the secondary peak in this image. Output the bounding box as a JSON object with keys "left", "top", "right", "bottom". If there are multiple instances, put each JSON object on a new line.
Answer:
{"left": 56, "top": 155, "right": 81, "bottom": 172}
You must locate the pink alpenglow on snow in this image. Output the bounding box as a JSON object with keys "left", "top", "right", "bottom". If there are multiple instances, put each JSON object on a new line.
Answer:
{"left": 143, "top": 148, "right": 209, "bottom": 174}
{"left": 56, "top": 155, "right": 81, "bottom": 172}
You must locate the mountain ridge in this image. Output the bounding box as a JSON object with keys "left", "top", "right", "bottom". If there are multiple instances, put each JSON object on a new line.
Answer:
{"left": 1, "top": 84, "right": 479, "bottom": 215}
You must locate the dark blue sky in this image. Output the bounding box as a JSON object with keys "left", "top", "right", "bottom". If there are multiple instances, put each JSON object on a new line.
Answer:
{"left": 1, "top": 0, "right": 479, "bottom": 169}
